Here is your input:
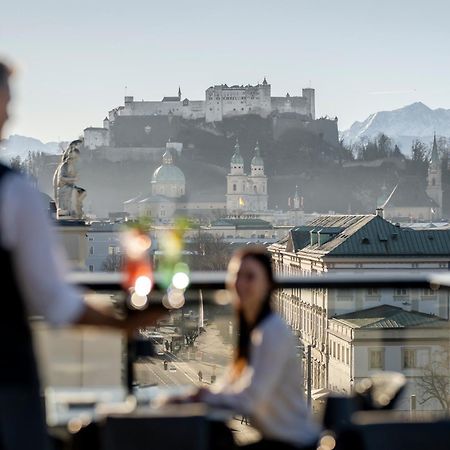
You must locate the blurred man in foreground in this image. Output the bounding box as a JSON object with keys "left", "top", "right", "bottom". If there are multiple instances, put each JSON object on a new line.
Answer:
{"left": 0, "top": 61, "right": 164, "bottom": 450}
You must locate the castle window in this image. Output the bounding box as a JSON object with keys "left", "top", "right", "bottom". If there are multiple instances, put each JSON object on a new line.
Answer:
{"left": 254, "top": 186, "right": 257, "bottom": 193}
{"left": 233, "top": 184, "right": 236, "bottom": 192}
{"left": 432, "top": 178, "right": 436, "bottom": 186}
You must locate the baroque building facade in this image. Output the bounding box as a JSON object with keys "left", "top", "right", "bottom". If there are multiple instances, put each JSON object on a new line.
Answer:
{"left": 226, "top": 139, "right": 268, "bottom": 214}
{"left": 269, "top": 213, "right": 450, "bottom": 407}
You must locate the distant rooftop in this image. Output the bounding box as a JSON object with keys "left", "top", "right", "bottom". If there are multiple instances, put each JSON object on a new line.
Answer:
{"left": 210, "top": 218, "right": 273, "bottom": 229}
{"left": 274, "top": 214, "right": 450, "bottom": 257}
{"left": 333, "top": 305, "right": 444, "bottom": 329}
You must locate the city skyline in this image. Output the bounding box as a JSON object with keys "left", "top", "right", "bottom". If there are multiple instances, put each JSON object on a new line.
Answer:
{"left": 2, "top": 0, "right": 450, "bottom": 142}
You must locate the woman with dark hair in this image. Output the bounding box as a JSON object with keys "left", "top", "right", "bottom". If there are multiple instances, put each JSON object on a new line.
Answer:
{"left": 194, "top": 246, "right": 320, "bottom": 450}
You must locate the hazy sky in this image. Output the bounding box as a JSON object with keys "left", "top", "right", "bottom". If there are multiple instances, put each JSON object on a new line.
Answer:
{"left": 1, "top": 0, "right": 450, "bottom": 142}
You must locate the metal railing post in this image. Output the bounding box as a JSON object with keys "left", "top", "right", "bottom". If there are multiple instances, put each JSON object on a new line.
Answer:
{"left": 307, "top": 344, "right": 312, "bottom": 407}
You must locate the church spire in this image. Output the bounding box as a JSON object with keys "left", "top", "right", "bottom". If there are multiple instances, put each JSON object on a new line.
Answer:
{"left": 430, "top": 133, "right": 440, "bottom": 167}
{"left": 231, "top": 138, "right": 244, "bottom": 167}
{"left": 178, "top": 86, "right": 182, "bottom": 100}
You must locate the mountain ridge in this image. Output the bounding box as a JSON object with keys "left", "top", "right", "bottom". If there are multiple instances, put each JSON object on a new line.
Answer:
{"left": 342, "top": 102, "right": 450, "bottom": 152}
{"left": 0, "top": 134, "right": 64, "bottom": 160}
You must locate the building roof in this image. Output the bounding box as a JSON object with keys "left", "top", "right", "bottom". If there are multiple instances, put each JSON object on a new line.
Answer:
{"left": 162, "top": 96, "right": 180, "bottom": 102}
{"left": 211, "top": 218, "right": 273, "bottom": 230}
{"left": 275, "top": 214, "right": 450, "bottom": 257}
{"left": 333, "top": 305, "right": 443, "bottom": 329}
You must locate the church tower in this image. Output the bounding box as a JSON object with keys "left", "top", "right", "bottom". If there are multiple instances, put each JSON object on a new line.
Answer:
{"left": 249, "top": 141, "right": 268, "bottom": 211}
{"left": 227, "top": 139, "right": 247, "bottom": 213}
{"left": 426, "top": 134, "right": 443, "bottom": 217}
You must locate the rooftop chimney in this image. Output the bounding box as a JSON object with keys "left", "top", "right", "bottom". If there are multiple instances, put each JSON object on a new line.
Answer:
{"left": 376, "top": 207, "right": 384, "bottom": 218}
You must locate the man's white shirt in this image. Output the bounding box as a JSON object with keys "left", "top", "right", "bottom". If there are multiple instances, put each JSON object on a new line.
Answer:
{"left": 0, "top": 172, "right": 84, "bottom": 325}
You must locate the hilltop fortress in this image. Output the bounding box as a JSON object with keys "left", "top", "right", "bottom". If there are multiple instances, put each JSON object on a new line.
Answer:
{"left": 83, "top": 78, "right": 329, "bottom": 151}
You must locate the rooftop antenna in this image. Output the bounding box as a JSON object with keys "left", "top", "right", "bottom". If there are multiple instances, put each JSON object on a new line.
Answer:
{"left": 124, "top": 85, "right": 128, "bottom": 96}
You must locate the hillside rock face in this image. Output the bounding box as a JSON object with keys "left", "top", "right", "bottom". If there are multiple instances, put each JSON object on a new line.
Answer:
{"left": 342, "top": 102, "right": 450, "bottom": 152}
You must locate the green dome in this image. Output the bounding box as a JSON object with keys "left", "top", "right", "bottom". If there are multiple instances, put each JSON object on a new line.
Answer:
{"left": 152, "top": 149, "right": 185, "bottom": 184}
{"left": 152, "top": 164, "right": 185, "bottom": 184}
{"left": 231, "top": 152, "right": 244, "bottom": 165}
{"left": 251, "top": 155, "right": 264, "bottom": 166}
{"left": 251, "top": 142, "right": 264, "bottom": 166}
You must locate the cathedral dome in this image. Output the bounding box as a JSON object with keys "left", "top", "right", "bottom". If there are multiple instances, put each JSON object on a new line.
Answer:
{"left": 151, "top": 149, "right": 186, "bottom": 198}
{"left": 151, "top": 164, "right": 185, "bottom": 184}
{"left": 151, "top": 149, "right": 185, "bottom": 184}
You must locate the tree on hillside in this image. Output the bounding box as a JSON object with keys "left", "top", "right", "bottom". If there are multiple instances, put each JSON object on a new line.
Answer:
{"left": 355, "top": 134, "right": 395, "bottom": 161}
{"left": 407, "top": 139, "right": 429, "bottom": 177}
{"left": 337, "top": 138, "right": 355, "bottom": 163}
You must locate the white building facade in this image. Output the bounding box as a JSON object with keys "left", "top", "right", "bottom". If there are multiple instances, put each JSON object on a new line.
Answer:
{"left": 269, "top": 213, "right": 450, "bottom": 409}
{"left": 226, "top": 140, "right": 268, "bottom": 214}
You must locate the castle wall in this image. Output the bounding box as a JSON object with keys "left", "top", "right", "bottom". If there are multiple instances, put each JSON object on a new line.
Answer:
{"left": 205, "top": 83, "right": 272, "bottom": 122}
{"left": 271, "top": 96, "right": 310, "bottom": 117}
{"left": 89, "top": 147, "right": 165, "bottom": 163}
{"left": 84, "top": 127, "right": 109, "bottom": 150}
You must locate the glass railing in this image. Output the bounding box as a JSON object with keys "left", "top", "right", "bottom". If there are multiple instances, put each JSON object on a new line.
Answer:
{"left": 34, "top": 271, "right": 450, "bottom": 447}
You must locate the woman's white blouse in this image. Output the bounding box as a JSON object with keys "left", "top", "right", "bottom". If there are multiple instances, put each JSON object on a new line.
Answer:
{"left": 202, "top": 313, "right": 321, "bottom": 447}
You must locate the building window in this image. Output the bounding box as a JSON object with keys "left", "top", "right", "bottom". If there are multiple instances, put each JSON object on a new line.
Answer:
{"left": 233, "top": 184, "right": 236, "bottom": 192}
{"left": 346, "top": 348, "right": 350, "bottom": 365}
{"left": 89, "top": 246, "right": 94, "bottom": 255}
{"left": 108, "top": 246, "right": 119, "bottom": 255}
{"left": 422, "top": 288, "right": 436, "bottom": 298}
{"left": 367, "top": 288, "right": 379, "bottom": 297}
{"left": 402, "top": 348, "right": 430, "bottom": 369}
{"left": 394, "top": 288, "right": 408, "bottom": 297}
{"left": 89, "top": 265, "right": 94, "bottom": 272}
{"left": 369, "top": 349, "right": 384, "bottom": 370}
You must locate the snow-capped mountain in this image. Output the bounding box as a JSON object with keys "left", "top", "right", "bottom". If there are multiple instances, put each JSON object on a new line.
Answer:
{"left": 0, "top": 134, "right": 64, "bottom": 160}
{"left": 341, "top": 102, "right": 450, "bottom": 152}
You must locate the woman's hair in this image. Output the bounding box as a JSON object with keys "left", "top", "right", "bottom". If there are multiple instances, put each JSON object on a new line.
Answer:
{"left": 0, "top": 62, "right": 11, "bottom": 89}
{"left": 229, "top": 245, "right": 275, "bottom": 378}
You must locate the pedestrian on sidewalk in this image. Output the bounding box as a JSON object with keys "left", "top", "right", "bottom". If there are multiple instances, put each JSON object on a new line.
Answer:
{"left": 198, "top": 370, "right": 203, "bottom": 382}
